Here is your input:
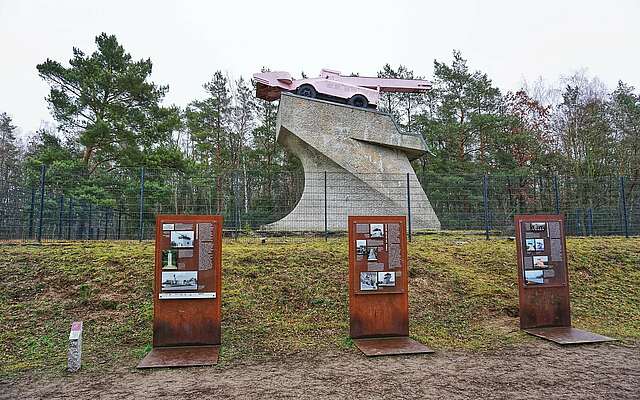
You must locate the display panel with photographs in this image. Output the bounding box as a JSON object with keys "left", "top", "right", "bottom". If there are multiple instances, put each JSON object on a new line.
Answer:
{"left": 519, "top": 219, "right": 566, "bottom": 287}
{"left": 352, "top": 219, "right": 405, "bottom": 295}
{"left": 153, "top": 216, "right": 221, "bottom": 351}
{"left": 158, "top": 218, "right": 218, "bottom": 296}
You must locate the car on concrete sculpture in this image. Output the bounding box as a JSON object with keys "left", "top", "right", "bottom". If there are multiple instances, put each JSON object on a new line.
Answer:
{"left": 252, "top": 68, "right": 442, "bottom": 232}
{"left": 253, "top": 68, "right": 432, "bottom": 108}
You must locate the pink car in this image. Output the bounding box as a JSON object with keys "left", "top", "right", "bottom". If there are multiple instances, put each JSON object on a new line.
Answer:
{"left": 253, "top": 68, "right": 431, "bottom": 109}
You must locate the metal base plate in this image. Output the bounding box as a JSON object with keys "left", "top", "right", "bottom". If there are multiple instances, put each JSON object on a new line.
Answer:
{"left": 524, "top": 327, "right": 615, "bottom": 345}
{"left": 137, "top": 345, "right": 220, "bottom": 369}
{"left": 354, "top": 336, "right": 434, "bottom": 357}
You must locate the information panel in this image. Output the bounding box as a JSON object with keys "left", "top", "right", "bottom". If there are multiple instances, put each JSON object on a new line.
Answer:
{"left": 153, "top": 215, "right": 222, "bottom": 347}
{"left": 515, "top": 214, "right": 571, "bottom": 329}
{"left": 348, "top": 216, "right": 433, "bottom": 356}
{"left": 349, "top": 216, "right": 409, "bottom": 338}
{"left": 514, "top": 214, "right": 615, "bottom": 345}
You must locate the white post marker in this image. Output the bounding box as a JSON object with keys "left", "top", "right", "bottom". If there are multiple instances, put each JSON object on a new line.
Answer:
{"left": 67, "top": 321, "right": 83, "bottom": 372}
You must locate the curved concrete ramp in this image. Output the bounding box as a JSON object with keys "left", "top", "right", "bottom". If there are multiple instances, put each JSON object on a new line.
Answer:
{"left": 267, "top": 93, "right": 440, "bottom": 231}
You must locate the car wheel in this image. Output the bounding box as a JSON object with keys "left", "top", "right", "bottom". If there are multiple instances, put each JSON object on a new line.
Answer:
{"left": 348, "top": 94, "right": 369, "bottom": 108}
{"left": 296, "top": 85, "right": 317, "bottom": 98}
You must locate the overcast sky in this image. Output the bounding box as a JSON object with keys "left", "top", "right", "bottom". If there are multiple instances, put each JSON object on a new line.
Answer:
{"left": 1, "top": 0, "right": 638, "bottom": 136}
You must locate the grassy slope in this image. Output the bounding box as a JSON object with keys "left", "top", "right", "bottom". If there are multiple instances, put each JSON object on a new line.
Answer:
{"left": 0, "top": 236, "right": 638, "bottom": 377}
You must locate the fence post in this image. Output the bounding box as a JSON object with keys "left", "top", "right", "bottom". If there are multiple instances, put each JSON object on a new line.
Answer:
{"left": 406, "top": 173, "right": 412, "bottom": 242}
{"left": 117, "top": 208, "right": 122, "bottom": 240}
{"left": 37, "top": 164, "right": 46, "bottom": 242}
{"left": 77, "top": 201, "right": 84, "bottom": 238}
{"left": 139, "top": 167, "right": 145, "bottom": 242}
{"left": 324, "top": 171, "right": 328, "bottom": 241}
{"left": 87, "top": 203, "right": 92, "bottom": 240}
{"left": 67, "top": 198, "right": 73, "bottom": 240}
{"left": 587, "top": 208, "right": 593, "bottom": 236}
{"left": 104, "top": 207, "right": 109, "bottom": 240}
{"left": 553, "top": 175, "right": 560, "bottom": 214}
{"left": 96, "top": 208, "right": 100, "bottom": 240}
{"left": 483, "top": 174, "right": 490, "bottom": 240}
{"left": 620, "top": 176, "right": 629, "bottom": 238}
{"left": 28, "top": 187, "right": 36, "bottom": 239}
{"left": 234, "top": 172, "right": 240, "bottom": 241}
{"left": 57, "top": 195, "right": 64, "bottom": 239}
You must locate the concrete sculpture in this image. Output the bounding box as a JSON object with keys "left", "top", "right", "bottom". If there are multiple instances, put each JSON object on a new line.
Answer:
{"left": 254, "top": 68, "right": 431, "bottom": 108}
{"left": 264, "top": 92, "right": 441, "bottom": 231}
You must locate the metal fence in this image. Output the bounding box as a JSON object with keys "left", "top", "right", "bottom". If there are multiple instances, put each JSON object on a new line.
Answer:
{"left": 1, "top": 166, "right": 638, "bottom": 242}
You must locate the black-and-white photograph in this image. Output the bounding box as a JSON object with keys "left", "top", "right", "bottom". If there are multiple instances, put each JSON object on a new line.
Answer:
{"left": 535, "top": 239, "right": 545, "bottom": 251}
{"left": 161, "top": 271, "right": 198, "bottom": 291}
{"left": 366, "top": 246, "right": 378, "bottom": 261}
{"left": 525, "top": 239, "right": 536, "bottom": 252}
{"left": 360, "top": 272, "right": 377, "bottom": 291}
{"left": 170, "top": 230, "right": 194, "bottom": 248}
{"left": 356, "top": 240, "right": 367, "bottom": 255}
{"left": 533, "top": 255, "right": 548, "bottom": 268}
{"left": 524, "top": 270, "right": 544, "bottom": 285}
{"left": 370, "top": 223, "right": 384, "bottom": 238}
{"left": 377, "top": 271, "right": 396, "bottom": 286}
{"left": 162, "top": 249, "right": 178, "bottom": 270}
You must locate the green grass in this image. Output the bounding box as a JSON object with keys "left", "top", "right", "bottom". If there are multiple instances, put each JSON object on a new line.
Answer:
{"left": 0, "top": 235, "right": 638, "bottom": 378}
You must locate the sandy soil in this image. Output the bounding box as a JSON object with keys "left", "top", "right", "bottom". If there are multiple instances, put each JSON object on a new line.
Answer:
{"left": 2, "top": 342, "right": 638, "bottom": 400}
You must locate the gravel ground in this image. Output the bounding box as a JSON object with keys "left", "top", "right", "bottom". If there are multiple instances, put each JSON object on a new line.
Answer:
{"left": 2, "top": 342, "right": 638, "bottom": 400}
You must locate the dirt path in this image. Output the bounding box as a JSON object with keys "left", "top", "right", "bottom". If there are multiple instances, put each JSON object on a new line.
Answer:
{"left": 3, "top": 342, "right": 638, "bottom": 399}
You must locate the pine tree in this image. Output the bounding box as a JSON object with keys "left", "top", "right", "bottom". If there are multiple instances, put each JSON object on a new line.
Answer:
{"left": 0, "top": 112, "right": 23, "bottom": 229}
{"left": 186, "top": 71, "right": 232, "bottom": 213}
{"left": 421, "top": 50, "right": 503, "bottom": 174}
{"left": 36, "top": 33, "right": 181, "bottom": 174}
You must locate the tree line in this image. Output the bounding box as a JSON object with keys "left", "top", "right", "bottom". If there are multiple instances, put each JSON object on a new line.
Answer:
{"left": 1, "top": 33, "right": 638, "bottom": 234}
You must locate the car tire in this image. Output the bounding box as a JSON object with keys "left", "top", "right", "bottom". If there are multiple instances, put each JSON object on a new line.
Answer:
{"left": 348, "top": 94, "right": 368, "bottom": 108}
{"left": 296, "top": 85, "right": 317, "bottom": 98}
